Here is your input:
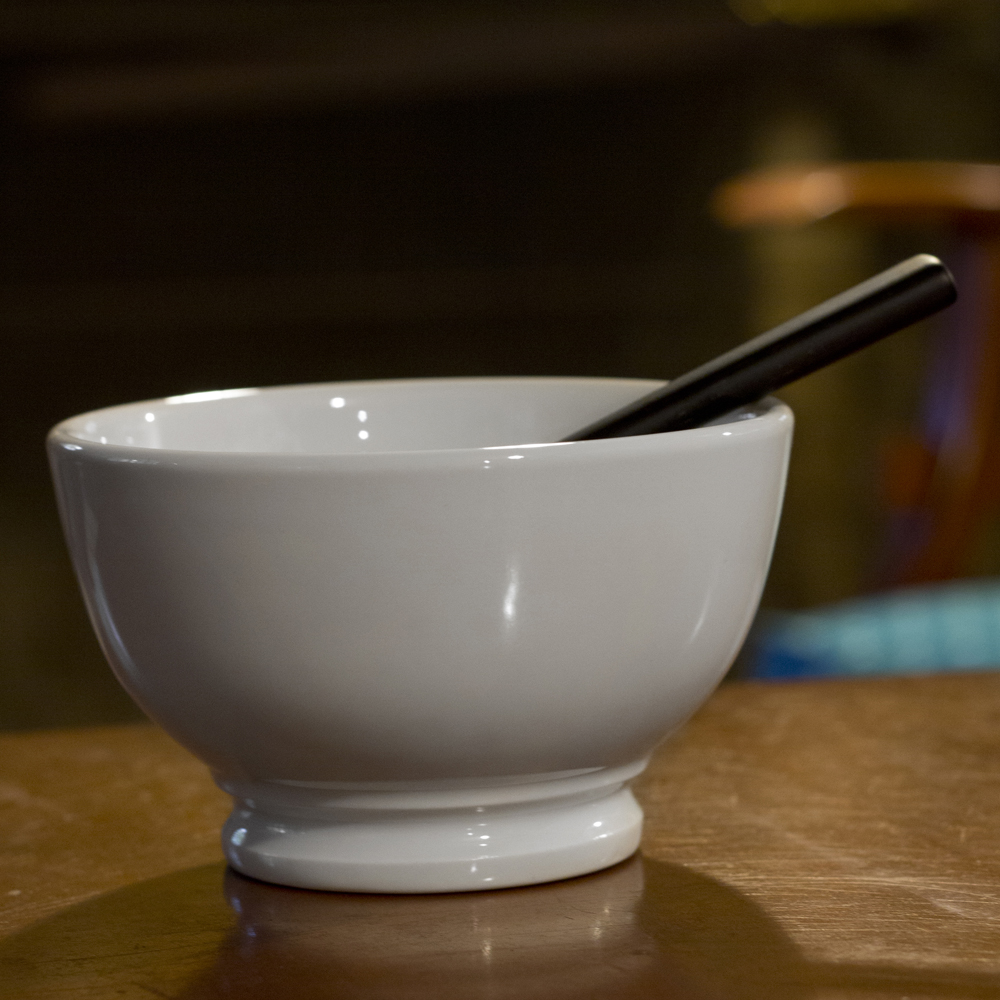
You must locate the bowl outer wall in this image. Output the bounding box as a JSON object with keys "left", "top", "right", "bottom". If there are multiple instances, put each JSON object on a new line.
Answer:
{"left": 48, "top": 383, "right": 793, "bottom": 784}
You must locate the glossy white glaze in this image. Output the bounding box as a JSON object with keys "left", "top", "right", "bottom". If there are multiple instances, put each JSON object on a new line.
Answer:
{"left": 48, "top": 377, "right": 793, "bottom": 892}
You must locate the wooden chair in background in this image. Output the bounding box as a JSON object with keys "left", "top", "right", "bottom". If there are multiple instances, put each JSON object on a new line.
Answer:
{"left": 714, "top": 162, "right": 1000, "bottom": 586}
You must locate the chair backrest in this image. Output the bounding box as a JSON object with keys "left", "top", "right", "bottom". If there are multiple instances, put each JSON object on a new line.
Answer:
{"left": 714, "top": 161, "right": 1000, "bottom": 584}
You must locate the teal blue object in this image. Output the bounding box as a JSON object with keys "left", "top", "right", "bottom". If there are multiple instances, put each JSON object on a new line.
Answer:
{"left": 753, "top": 579, "right": 1000, "bottom": 679}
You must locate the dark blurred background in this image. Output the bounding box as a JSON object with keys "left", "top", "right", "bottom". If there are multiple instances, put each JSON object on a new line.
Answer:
{"left": 4, "top": 0, "right": 1000, "bottom": 728}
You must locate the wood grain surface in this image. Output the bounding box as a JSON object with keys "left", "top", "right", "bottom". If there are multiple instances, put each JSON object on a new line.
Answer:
{"left": 2, "top": 673, "right": 999, "bottom": 999}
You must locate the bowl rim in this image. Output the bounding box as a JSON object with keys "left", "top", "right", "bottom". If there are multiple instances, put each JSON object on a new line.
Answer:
{"left": 47, "top": 376, "right": 793, "bottom": 470}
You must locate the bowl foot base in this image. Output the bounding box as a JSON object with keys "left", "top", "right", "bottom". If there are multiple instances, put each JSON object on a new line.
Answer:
{"left": 219, "top": 767, "right": 644, "bottom": 893}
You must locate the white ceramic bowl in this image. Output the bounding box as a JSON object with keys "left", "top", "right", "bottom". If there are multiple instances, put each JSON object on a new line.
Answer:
{"left": 48, "top": 377, "right": 792, "bottom": 893}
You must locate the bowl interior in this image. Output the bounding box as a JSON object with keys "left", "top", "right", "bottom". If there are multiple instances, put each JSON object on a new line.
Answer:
{"left": 58, "top": 378, "right": 670, "bottom": 456}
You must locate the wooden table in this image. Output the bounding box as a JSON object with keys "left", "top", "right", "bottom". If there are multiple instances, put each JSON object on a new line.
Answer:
{"left": 2, "top": 673, "right": 1000, "bottom": 999}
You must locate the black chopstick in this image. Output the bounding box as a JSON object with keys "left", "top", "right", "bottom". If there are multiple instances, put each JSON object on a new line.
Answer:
{"left": 564, "top": 254, "right": 957, "bottom": 441}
